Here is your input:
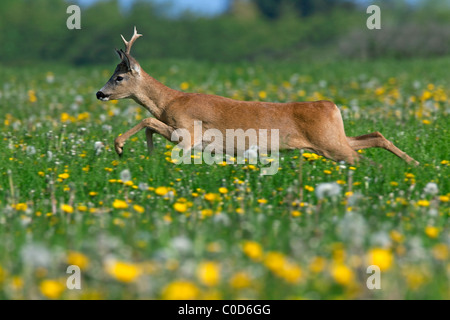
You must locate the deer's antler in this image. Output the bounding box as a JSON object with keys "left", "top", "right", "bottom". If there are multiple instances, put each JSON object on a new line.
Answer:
{"left": 120, "top": 26, "right": 142, "bottom": 54}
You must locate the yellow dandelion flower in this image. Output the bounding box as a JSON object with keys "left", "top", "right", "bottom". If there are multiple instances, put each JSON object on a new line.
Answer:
{"left": 368, "top": 248, "right": 393, "bottom": 271}
{"left": 204, "top": 193, "right": 217, "bottom": 201}
{"left": 155, "top": 186, "right": 169, "bottom": 196}
{"left": 432, "top": 244, "right": 448, "bottom": 260}
{"left": 439, "top": 195, "right": 449, "bottom": 202}
{"left": 58, "top": 173, "right": 69, "bottom": 180}
{"left": 174, "top": 202, "right": 187, "bottom": 213}
{"left": 161, "top": 280, "right": 200, "bottom": 300}
{"left": 390, "top": 230, "right": 404, "bottom": 243}
{"left": 133, "top": 204, "right": 145, "bottom": 213}
{"left": 67, "top": 251, "right": 89, "bottom": 270}
{"left": 257, "top": 199, "right": 268, "bottom": 204}
{"left": 201, "top": 209, "right": 214, "bottom": 218}
{"left": 291, "top": 210, "right": 301, "bottom": 217}
{"left": 112, "top": 199, "right": 128, "bottom": 209}
{"left": 280, "top": 263, "right": 302, "bottom": 284}
{"left": 107, "top": 261, "right": 141, "bottom": 283}
{"left": 331, "top": 264, "right": 354, "bottom": 286}
{"left": 258, "top": 91, "right": 267, "bottom": 99}
{"left": 425, "top": 226, "right": 439, "bottom": 239}
{"left": 229, "top": 272, "right": 251, "bottom": 289}
{"left": 218, "top": 187, "right": 228, "bottom": 194}
{"left": 242, "top": 241, "right": 263, "bottom": 261}
{"left": 197, "top": 261, "right": 220, "bottom": 287}
{"left": 40, "top": 280, "right": 65, "bottom": 299}
{"left": 180, "top": 82, "right": 190, "bottom": 91}
{"left": 264, "top": 252, "right": 286, "bottom": 273}
{"left": 14, "top": 203, "right": 28, "bottom": 211}
{"left": 60, "top": 112, "right": 71, "bottom": 123}
{"left": 417, "top": 200, "right": 430, "bottom": 207}
{"left": 61, "top": 204, "right": 73, "bottom": 214}
{"left": 309, "top": 256, "right": 326, "bottom": 273}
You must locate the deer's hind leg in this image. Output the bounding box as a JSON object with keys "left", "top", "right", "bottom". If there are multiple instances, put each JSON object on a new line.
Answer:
{"left": 346, "top": 132, "right": 419, "bottom": 166}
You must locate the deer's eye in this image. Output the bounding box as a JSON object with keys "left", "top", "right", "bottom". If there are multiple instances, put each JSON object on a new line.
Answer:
{"left": 116, "top": 76, "right": 124, "bottom": 82}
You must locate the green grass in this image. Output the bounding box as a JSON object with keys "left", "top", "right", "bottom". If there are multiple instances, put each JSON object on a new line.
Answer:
{"left": 0, "top": 57, "right": 448, "bottom": 299}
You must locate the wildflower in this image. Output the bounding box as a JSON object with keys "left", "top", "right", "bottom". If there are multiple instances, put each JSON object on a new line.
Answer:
{"left": 162, "top": 280, "right": 200, "bottom": 300}
{"left": 14, "top": 203, "right": 28, "bottom": 211}
{"left": 264, "top": 252, "right": 286, "bottom": 273}
{"left": 171, "top": 236, "right": 192, "bottom": 253}
{"left": 174, "top": 202, "right": 187, "bottom": 213}
{"left": 201, "top": 209, "right": 214, "bottom": 218}
{"left": 417, "top": 200, "right": 430, "bottom": 207}
{"left": 120, "top": 169, "right": 131, "bottom": 182}
{"left": 390, "top": 230, "right": 404, "bottom": 243}
{"left": 204, "top": 193, "right": 217, "bottom": 201}
{"left": 197, "top": 261, "right": 220, "bottom": 287}
{"left": 258, "top": 91, "right": 267, "bottom": 99}
{"left": 26, "top": 146, "right": 36, "bottom": 156}
{"left": 242, "top": 241, "right": 263, "bottom": 261}
{"left": 61, "top": 204, "right": 73, "bottom": 214}
{"left": 315, "top": 182, "right": 341, "bottom": 199}
{"left": 368, "top": 248, "right": 393, "bottom": 271}
{"left": 20, "top": 243, "right": 51, "bottom": 271}
{"left": 439, "top": 195, "right": 449, "bottom": 202}
{"left": 423, "top": 182, "right": 438, "bottom": 195}
{"left": 28, "top": 90, "right": 37, "bottom": 103}
{"left": 180, "top": 82, "right": 190, "bottom": 90}
{"left": 67, "top": 251, "right": 89, "bottom": 270}
{"left": 133, "top": 205, "right": 145, "bottom": 214}
{"left": 60, "top": 112, "right": 71, "bottom": 122}
{"left": 291, "top": 210, "right": 301, "bottom": 217}
{"left": 40, "top": 280, "right": 65, "bottom": 299}
{"left": 112, "top": 199, "right": 128, "bottom": 209}
{"left": 107, "top": 261, "right": 141, "bottom": 283}
{"left": 218, "top": 187, "right": 228, "bottom": 194}
{"left": 94, "top": 141, "right": 104, "bottom": 155}
{"left": 331, "top": 264, "right": 354, "bottom": 286}
{"left": 155, "top": 186, "right": 169, "bottom": 196}
{"left": 58, "top": 173, "right": 69, "bottom": 180}
{"left": 432, "top": 244, "right": 448, "bottom": 260}
{"left": 309, "top": 257, "right": 326, "bottom": 273}
{"left": 425, "top": 226, "right": 439, "bottom": 239}
{"left": 229, "top": 272, "right": 251, "bottom": 289}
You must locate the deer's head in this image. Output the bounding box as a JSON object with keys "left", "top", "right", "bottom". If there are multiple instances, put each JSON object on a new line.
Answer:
{"left": 96, "top": 27, "right": 143, "bottom": 102}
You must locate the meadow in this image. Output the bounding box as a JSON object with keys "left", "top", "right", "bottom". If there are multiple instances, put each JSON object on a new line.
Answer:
{"left": 0, "top": 57, "right": 448, "bottom": 299}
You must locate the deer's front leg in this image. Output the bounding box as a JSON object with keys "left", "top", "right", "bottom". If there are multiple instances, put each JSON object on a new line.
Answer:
{"left": 114, "top": 118, "right": 175, "bottom": 156}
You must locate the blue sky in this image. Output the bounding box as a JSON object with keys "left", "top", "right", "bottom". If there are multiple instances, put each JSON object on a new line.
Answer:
{"left": 75, "top": 0, "right": 230, "bottom": 16}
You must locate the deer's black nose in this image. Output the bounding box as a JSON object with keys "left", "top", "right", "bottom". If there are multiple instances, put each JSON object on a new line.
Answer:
{"left": 96, "top": 91, "right": 105, "bottom": 100}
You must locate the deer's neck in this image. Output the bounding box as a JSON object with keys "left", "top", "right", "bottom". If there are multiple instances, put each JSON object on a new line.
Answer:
{"left": 132, "top": 72, "right": 181, "bottom": 119}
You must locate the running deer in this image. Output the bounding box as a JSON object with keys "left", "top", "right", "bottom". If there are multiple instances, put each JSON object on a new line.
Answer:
{"left": 96, "top": 27, "right": 419, "bottom": 166}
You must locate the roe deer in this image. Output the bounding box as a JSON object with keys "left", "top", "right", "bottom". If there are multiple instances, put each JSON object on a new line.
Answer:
{"left": 96, "top": 27, "right": 419, "bottom": 166}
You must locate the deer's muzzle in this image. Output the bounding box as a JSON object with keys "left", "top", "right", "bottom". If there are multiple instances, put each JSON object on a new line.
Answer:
{"left": 96, "top": 91, "right": 110, "bottom": 101}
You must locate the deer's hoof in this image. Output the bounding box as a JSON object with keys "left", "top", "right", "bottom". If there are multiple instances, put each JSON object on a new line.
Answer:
{"left": 114, "top": 139, "right": 124, "bottom": 156}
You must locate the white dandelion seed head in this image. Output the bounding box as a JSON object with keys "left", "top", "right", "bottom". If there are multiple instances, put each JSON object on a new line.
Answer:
{"left": 170, "top": 236, "right": 192, "bottom": 253}
{"left": 120, "top": 169, "right": 132, "bottom": 182}
{"left": 26, "top": 145, "right": 36, "bottom": 155}
{"left": 423, "top": 182, "right": 438, "bottom": 195}
{"left": 20, "top": 243, "right": 51, "bottom": 269}
{"left": 315, "top": 182, "right": 342, "bottom": 199}
{"left": 138, "top": 182, "right": 149, "bottom": 191}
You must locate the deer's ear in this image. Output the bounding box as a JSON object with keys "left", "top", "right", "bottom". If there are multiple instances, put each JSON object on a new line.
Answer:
{"left": 115, "top": 48, "right": 123, "bottom": 60}
{"left": 120, "top": 50, "right": 140, "bottom": 74}
{"left": 118, "top": 49, "right": 130, "bottom": 70}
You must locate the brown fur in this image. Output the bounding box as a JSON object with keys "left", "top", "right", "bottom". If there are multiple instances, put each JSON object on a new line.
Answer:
{"left": 97, "top": 28, "right": 419, "bottom": 166}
